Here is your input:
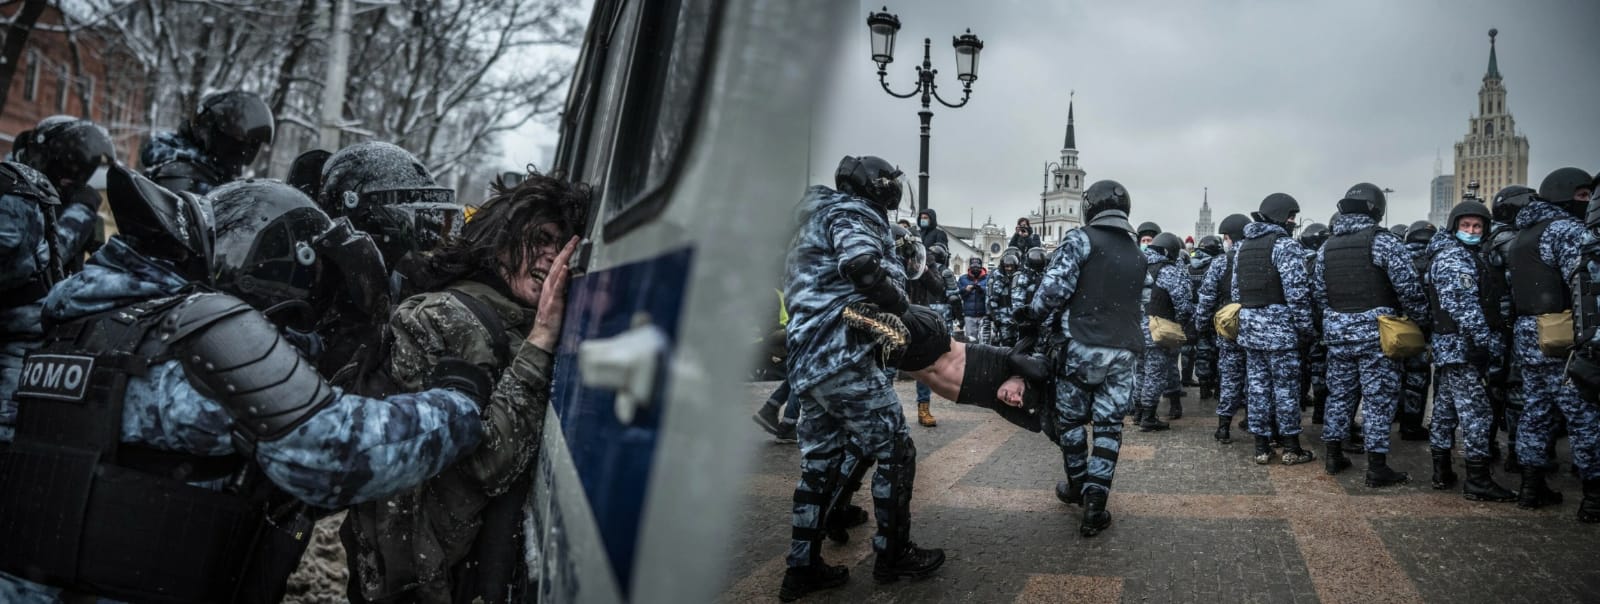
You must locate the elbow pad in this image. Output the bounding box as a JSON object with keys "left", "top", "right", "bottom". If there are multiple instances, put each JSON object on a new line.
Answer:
{"left": 842, "top": 253, "right": 908, "bottom": 315}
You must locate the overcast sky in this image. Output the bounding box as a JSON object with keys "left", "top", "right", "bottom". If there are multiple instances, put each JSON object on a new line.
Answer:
{"left": 805, "top": 0, "right": 1600, "bottom": 235}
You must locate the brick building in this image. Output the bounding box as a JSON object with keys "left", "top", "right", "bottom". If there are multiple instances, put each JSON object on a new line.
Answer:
{"left": 1, "top": 3, "right": 149, "bottom": 165}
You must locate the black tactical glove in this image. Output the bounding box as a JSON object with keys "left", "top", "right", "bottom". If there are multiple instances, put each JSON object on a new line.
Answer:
{"left": 425, "top": 357, "right": 495, "bottom": 406}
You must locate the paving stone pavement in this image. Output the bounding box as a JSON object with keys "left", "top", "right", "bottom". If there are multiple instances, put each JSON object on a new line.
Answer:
{"left": 724, "top": 379, "right": 1600, "bottom": 603}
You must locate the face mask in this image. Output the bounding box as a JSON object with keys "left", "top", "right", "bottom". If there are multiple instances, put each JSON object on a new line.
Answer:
{"left": 918, "top": 218, "right": 930, "bottom": 228}
{"left": 1455, "top": 231, "right": 1482, "bottom": 246}
{"left": 969, "top": 268, "right": 981, "bottom": 276}
{"left": 1140, "top": 244, "right": 1149, "bottom": 252}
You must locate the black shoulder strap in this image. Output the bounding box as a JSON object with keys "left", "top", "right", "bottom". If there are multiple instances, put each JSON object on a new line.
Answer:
{"left": 448, "top": 288, "right": 511, "bottom": 366}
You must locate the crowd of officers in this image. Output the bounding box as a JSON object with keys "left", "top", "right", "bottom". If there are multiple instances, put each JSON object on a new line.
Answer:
{"left": 0, "top": 91, "right": 588, "bottom": 603}
{"left": 775, "top": 153, "right": 1600, "bottom": 602}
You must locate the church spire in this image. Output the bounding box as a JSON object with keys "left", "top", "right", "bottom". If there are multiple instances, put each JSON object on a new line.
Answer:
{"left": 1485, "top": 28, "right": 1501, "bottom": 80}
{"left": 1202, "top": 187, "right": 1209, "bottom": 210}
{"left": 1063, "top": 91, "right": 1076, "bottom": 150}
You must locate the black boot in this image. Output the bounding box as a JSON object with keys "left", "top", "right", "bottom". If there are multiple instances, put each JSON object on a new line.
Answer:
{"left": 1311, "top": 395, "right": 1326, "bottom": 425}
{"left": 873, "top": 543, "right": 946, "bottom": 583}
{"left": 1324, "top": 440, "right": 1352, "bottom": 475}
{"left": 823, "top": 504, "right": 869, "bottom": 544}
{"left": 1166, "top": 393, "right": 1184, "bottom": 420}
{"left": 1214, "top": 416, "right": 1232, "bottom": 444}
{"left": 1517, "top": 466, "right": 1564, "bottom": 509}
{"left": 1430, "top": 448, "right": 1458, "bottom": 490}
{"left": 1462, "top": 458, "right": 1516, "bottom": 502}
{"left": 1237, "top": 413, "right": 1249, "bottom": 431}
{"left": 1055, "top": 476, "right": 1083, "bottom": 506}
{"left": 1345, "top": 425, "right": 1367, "bottom": 454}
{"left": 1579, "top": 480, "right": 1600, "bottom": 523}
{"left": 779, "top": 563, "right": 849, "bottom": 602}
{"left": 1364, "top": 452, "right": 1410, "bottom": 488}
{"left": 1503, "top": 407, "right": 1523, "bottom": 473}
{"left": 1138, "top": 405, "right": 1170, "bottom": 432}
{"left": 1253, "top": 435, "right": 1275, "bottom": 465}
{"left": 1079, "top": 488, "right": 1112, "bottom": 537}
{"left": 824, "top": 451, "right": 875, "bottom": 544}
{"left": 1280, "top": 434, "right": 1315, "bottom": 465}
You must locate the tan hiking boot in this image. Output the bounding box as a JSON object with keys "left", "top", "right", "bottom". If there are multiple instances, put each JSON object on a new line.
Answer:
{"left": 917, "top": 402, "right": 937, "bottom": 427}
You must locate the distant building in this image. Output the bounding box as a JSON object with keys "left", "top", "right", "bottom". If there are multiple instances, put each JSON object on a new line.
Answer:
{"left": 0, "top": 3, "right": 149, "bottom": 164}
{"left": 1031, "top": 95, "right": 1086, "bottom": 248}
{"left": 1429, "top": 174, "right": 1456, "bottom": 226}
{"left": 1194, "top": 188, "right": 1214, "bottom": 238}
{"left": 1452, "top": 29, "right": 1529, "bottom": 208}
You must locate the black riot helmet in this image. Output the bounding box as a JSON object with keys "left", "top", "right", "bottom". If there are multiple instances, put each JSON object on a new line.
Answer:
{"left": 1337, "top": 183, "right": 1387, "bottom": 220}
{"left": 1447, "top": 200, "right": 1492, "bottom": 233}
{"left": 189, "top": 91, "right": 274, "bottom": 176}
{"left": 1538, "top": 167, "right": 1594, "bottom": 203}
{"left": 835, "top": 155, "right": 904, "bottom": 213}
{"left": 287, "top": 149, "right": 331, "bottom": 199}
{"left": 105, "top": 164, "right": 213, "bottom": 281}
{"left": 1218, "top": 213, "right": 1250, "bottom": 242}
{"left": 999, "top": 246, "right": 1022, "bottom": 272}
{"left": 891, "top": 224, "right": 926, "bottom": 279}
{"left": 1082, "top": 180, "right": 1133, "bottom": 227}
{"left": 1252, "top": 193, "right": 1299, "bottom": 229}
{"left": 1024, "top": 246, "right": 1048, "bottom": 271}
{"left": 1389, "top": 224, "right": 1408, "bottom": 237}
{"left": 210, "top": 180, "right": 388, "bottom": 333}
{"left": 1490, "top": 185, "right": 1535, "bottom": 224}
{"left": 1297, "top": 223, "right": 1329, "bottom": 250}
{"left": 927, "top": 244, "right": 949, "bottom": 268}
{"left": 319, "top": 141, "right": 463, "bottom": 267}
{"left": 1405, "top": 220, "right": 1437, "bottom": 245}
{"left": 1136, "top": 221, "right": 1162, "bottom": 239}
{"left": 1150, "top": 232, "right": 1184, "bottom": 261}
{"left": 12, "top": 116, "right": 115, "bottom": 190}
{"left": 1196, "top": 235, "right": 1224, "bottom": 256}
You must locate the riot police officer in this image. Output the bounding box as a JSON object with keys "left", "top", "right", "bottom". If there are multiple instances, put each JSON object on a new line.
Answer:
{"left": 1486, "top": 184, "right": 1534, "bottom": 469}
{"left": 1196, "top": 214, "right": 1252, "bottom": 444}
{"left": 778, "top": 155, "right": 942, "bottom": 601}
{"left": 140, "top": 90, "right": 274, "bottom": 195}
{"left": 1017, "top": 179, "right": 1146, "bottom": 537}
{"left": 1189, "top": 235, "right": 1225, "bottom": 401}
{"left": 10, "top": 116, "right": 114, "bottom": 273}
{"left": 1135, "top": 232, "right": 1192, "bottom": 427}
{"left": 1313, "top": 183, "right": 1430, "bottom": 486}
{"left": 1234, "top": 195, "right": 1317, "bottom": 465}
{"left": 1398, "top": 220, "right": 1440, "bottom": 441}
{"left": 1425, "top": 200, "right": 1517, "bottom": 501}
{"left": 1297, "top": 223, "right": 1331, "bottom": 425}
{"left": 1566, "top": 171, "right": 1600, "bottom": 522}
{"left": 1508, "top": 167, "right": 1594, "bottom": 509}
{"left": 0, "top": 162, "right": 61, "bottom": 443}
{"left": 0, "top": 168, "right": 490, "bottom": 602}
{"left": 989, "top": 247, "right": 1023, "bottom": 347}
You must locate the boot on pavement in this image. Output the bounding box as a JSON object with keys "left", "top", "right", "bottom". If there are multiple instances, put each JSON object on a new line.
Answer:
{"left": 1461, "top": 458, "right": 1516, "bottom": 502}
{"left": 779, "top": 563, "right": 849, "bottom": 602}
{"left": 1430, "top": 448, "right": 1458, "bottom": 490}
{"left": 1253, "top": 435, "right": 1275, "bottom": 465}
{"left": 1138, "top": 405, "right": 1170, "bottom": 432}
{"left": 1280, "top": 434, "right": 1315, "bottom": 465}
{"left": 1079, "top": 488, "right": 1112, "bottom": 537}
{"left": 872, "top": 544, "right": 946, "bottom": 583}
{"left": 1214, "top": 416, "right": 1232, "bottom": 444}
{"left": 1579, "top": 479, "right": 1600, "bottom": 523}
{"left": 1365, "top": 452, "right": 1410, "bottom": 488}
{"left": 1166, "top": 393, "right": 1184, "bottom": 420}
{"left": 1517, "top": 466, "right": 1564, "bottom": 509}
{"left": 917, "top": 401, "right": 937, "bottom": 427}
{"left": 1324, "top": 440, "right": 1351, "bottom": 475}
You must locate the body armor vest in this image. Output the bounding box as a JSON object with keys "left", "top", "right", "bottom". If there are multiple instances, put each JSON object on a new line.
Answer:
{"left": 1322, "top": 227, "right": 1399, "bottom": 313}
{"left": 1235, "top": 233, "right": 1285, "bottom": 308}
{"left": 1146, "top": 261, "right": 1177, "bottom": 320}
{"left": 1509, "top": 219, "right": 1571, "bottom": 316}
{"left": 1485, "top": 225, "right": 1517, "bottom": 328}
{"left": 1216, "top": 249, "right": 1237, "bottom": 306}
{"left": 0, "top": 295, "right": 302, "bottom": 604}
{"left": 1068, "top": 226, "right": 1144, "bottom": 351}
{"left": 1430, "top": 245, "right": 1500, "bottom": 335}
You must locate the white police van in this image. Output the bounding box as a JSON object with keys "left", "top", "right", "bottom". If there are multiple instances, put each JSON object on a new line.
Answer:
{"left": 529, "top": 1, "right": 845, "bottom": 602}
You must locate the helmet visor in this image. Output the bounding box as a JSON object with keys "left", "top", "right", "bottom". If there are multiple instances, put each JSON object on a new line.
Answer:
{"left": 358, "top": 187, "right": 463, "bottom": 253}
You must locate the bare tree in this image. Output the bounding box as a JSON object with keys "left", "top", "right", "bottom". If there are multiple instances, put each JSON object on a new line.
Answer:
{"left": 0, "top": 0, "right": 51, "bottom": 113}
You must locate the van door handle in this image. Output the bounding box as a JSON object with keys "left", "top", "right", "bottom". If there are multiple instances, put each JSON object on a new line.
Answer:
{"left": 577, "top": 321, "right": 669, "bottom": 425}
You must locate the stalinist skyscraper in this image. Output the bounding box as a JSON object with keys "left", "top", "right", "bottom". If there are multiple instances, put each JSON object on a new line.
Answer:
{"left": 1452, "top": 28, "right": 1530, "bottom": 205}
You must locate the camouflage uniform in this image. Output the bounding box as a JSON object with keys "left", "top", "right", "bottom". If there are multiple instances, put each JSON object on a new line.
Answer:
{"left": 0, "top": 237, "right": 486, "bottom": 598}
{"left": 988, "top": 267, "right": 1016, "bottom": 347}
{"left": 782, "top": 185, "right": 911, "bottom": 567}
{"left": 1398, "top": 238, "right": 1435, "bottom": 436}
{"left": 344, "top": 279, "right": 554, "bottom": 603}
{"left": 1031, "top": 227, "right": 1146, "bottom": 498}
{"left": 1008, "top": 266, "right": 1043, "bottom": 326}
{"left": 139, "top": 131, "right": 230, "bottom": 195}
{"left": 1232, "top": 222, "right": 1316, "bottom": 437}
{"left": 1512, "top": 201, "right": 1596, "bottom": 478}
{"left": 1427, "top": 233, "right": 1504, "bottom": 461}
{"left": 1137, "top": 248, "right": 1193, "bottom": 410}
{"left": 1195, "top": 251, "right": 1245, "bottom": 420}
{"left": 1187, "top": 252, "right": 1219, "bottom": 396}
{"left": 0, "top": 183, "right": 55, "bottom": 442}
{"left": 1311, "top": 213, "right": 1429, "bottom": 454}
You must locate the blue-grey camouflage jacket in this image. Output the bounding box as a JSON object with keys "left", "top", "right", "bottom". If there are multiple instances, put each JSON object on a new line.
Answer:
{"left": 1146, "top": 248, "right": 1194, "bottom": 326}
{"left": 1008, "top": 267, "right": 1043, "bottom": 321}
{"left": 1031, "top": 227, "right": 1151, "bottom": 343}
{"left": 10, "top": 236, "right": 485, "bottom": 510}
{"left": 1427, "top": 231, "right": 1500, "bottom": 365}
{"left": 1230, "top": 222, "right": 1314, "bottom": 351}
{"left": 1514, "top": 200, "right": 1585, "bottom": 304}
{"left": 783, "top": 185, "right": 906, "bottom": 393}
{"left": 1310, "top": 214, "right": 1429, "bottom": 346}
{"left": 139, "top": 131, "right": 227, "bottom": 194}
{"left": 988, "top": 267, "right": 1015, "bottom": 323}
{"left": 1193, "top": 250, "right": 1229, "bottom": 335}
{"left": 0, "top": 192, "right": 52, "bottom": 441}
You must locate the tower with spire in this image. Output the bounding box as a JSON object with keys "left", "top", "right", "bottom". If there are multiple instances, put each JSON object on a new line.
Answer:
{"left": 1035, "top": 92, "right": 1087, "bottom": 246}
{"left": 1452, "top": 28, "right": 1529, "bottom": 206}
{"left": 1194, "top": 188, "right": 1214, "bottom": 238}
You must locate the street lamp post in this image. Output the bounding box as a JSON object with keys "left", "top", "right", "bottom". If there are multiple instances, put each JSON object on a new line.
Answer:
{"left": 867, "top": 7, "right": 984, "bottom": 214}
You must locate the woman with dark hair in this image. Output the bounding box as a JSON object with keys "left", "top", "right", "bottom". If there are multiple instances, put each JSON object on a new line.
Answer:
{"left": 341, "top": 169, "right": 588, "bottom": 604}
{"left": 1008, "top": 217, "right": 1043, "bottom": 250}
